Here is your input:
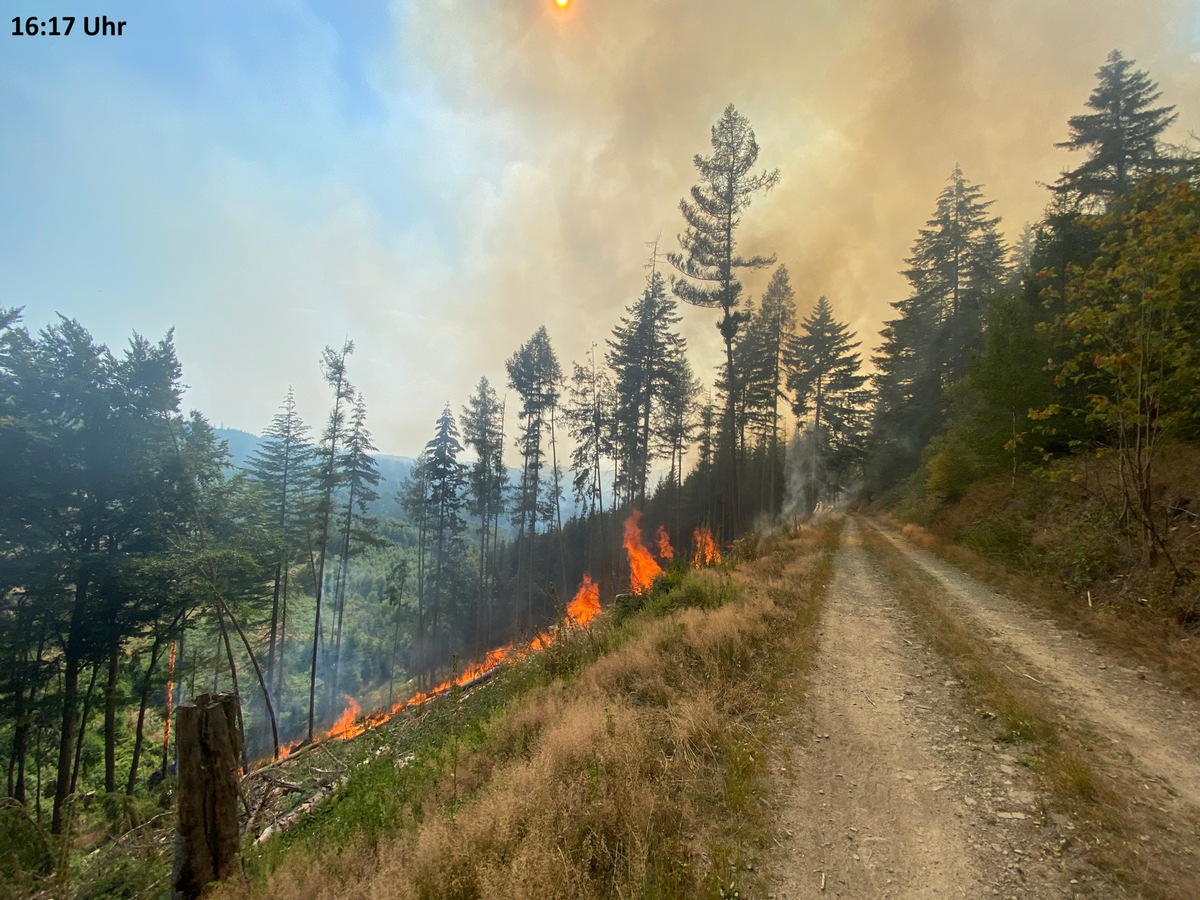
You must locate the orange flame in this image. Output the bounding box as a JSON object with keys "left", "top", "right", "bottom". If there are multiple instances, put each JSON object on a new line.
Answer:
{"left": 162, "top": 641, "right": 176, "bottom": 765}
{"left": 328, "top": 696, "right": 364, "bottom": 740}
{"left": 271, "top": 572, "right": 610, "bottom": 764}
{"left": 566, "top": 573, "right": 601, "bottom": 627}
{"left": 624, "top": 510, "right": 664, "bottom": 595}
{"left": 692, "top": 527, "right": 721, "bottom": 569}
{"left": 655, "top": 525, "right": 674, "bottom": 561}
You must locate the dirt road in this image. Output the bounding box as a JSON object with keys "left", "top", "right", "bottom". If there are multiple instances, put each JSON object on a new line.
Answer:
{"left": 871, "top": 523, "right": 1200, "bottom": 813}
{"left": 766, "top": 518, "right": 1200, "bottom": 898}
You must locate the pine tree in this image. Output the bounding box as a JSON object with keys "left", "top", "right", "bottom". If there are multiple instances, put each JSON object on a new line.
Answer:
{"left": 739, "top": 266, "right": 797, "bottom": 516}
{"left": 1054, "top": 50, "right": 1178, "bottom": 205}
{"left": 607, "top": 271, "right": 688, "bottom": 508}
{"left": 328, "top": 394, "right": 381, "bottom": 713}
{"left": 423, "top": 404, "right": 468, "bottom": 663}
{"left": 461, "top": 376, "right": 507, "bottom": 648}
{"left": 786, "top": 297, "right": 869, "bottom": 512}
{"left": 867, "top": 168, "right": 1009, "bottom": 491}
{"left": 247, "top": 388, "right": 316, "bottom": 708}
{"left": 564, "top": 351, "right": 614, "bottom": 520}
{"left": 307, "top": 341, "right": 354, "bottom": 742}
{"left": 505, "top": 327, "right": 561, "bottom": 628}
{"left": 668, "top": 104, "right": 779, "bottom": 533}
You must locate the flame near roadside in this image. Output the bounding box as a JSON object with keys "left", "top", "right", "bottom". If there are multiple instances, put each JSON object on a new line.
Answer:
{"left": 276, "top": 574, "right": 604, "bottom": 759}
{"left": 278, "top": 513, "right": 720, "bottom": 761}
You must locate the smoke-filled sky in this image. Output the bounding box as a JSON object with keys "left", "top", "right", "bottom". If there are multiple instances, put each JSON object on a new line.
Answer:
{"left": 3, "top": 1, "right": 1198, "bottom": 456}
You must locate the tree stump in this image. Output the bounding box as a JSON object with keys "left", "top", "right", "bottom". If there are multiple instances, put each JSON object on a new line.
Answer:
{"left": 173, "top": 692, "right": 243, "bottom": 899}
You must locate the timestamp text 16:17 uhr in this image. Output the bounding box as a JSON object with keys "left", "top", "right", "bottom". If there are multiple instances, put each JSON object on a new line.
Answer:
{"left": 11, "top": 16, "right": 127, "bottom": 37}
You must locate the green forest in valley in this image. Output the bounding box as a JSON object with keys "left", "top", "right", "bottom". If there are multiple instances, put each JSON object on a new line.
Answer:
{"left": 2, "top": 48, "right": 1198, "bottom": 895}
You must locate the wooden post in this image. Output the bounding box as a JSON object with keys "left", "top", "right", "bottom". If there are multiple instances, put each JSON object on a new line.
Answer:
{"left": 173, "top": 692, "right": 243, "bottom": 899}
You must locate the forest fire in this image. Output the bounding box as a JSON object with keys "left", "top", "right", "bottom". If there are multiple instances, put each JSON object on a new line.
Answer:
{"left": 273, "top": 572, "right": 606, "bottom": 763}
{"left": 624, "top": 510, "right": 664, "bottom": 594}
{"left": 656, "top": 525, "right": 674, "bottom": 561}
{"left": 565, "top": 573, "right": 601, "bottom": 626}
{"left": 692, "top": 527, "right": 721, "bottom": 568}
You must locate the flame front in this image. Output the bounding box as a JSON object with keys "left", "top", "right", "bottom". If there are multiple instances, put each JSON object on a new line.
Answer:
{"left": 692, "top": 527, "right": 721, "bottom": 568}
{"left": 566, "top": 573, "right": 601, "bottom": 626}
{"left": 270, "top": 572, "right": 608, "bottom": 765}
{"left": 656, "top": 525, "right": 674, "bottom": 561}
{"left": 328, "top": 696, "right": 364, "bottom": 740}
{"left": 624, "top": 510, "right": 664, "bottom": 594}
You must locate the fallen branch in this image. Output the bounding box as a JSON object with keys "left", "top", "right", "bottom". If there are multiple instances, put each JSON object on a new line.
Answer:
{"left": 1002, "top": 661, "right": 1045, "bottom": 685}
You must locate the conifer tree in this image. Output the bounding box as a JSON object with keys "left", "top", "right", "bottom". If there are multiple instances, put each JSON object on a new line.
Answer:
{"left": 506, "top": 327, "right": 561, "bottom": 627}
{"left": 867, "top": 168, "right": 1009, "bottom": 490}
{"left": 739, "top": 266, "right": 797, "bottom": 515}
{"left": 328, "top": 394, "right": 381, "bottom": 712}
{"left": 564, "top": 351, "right": 614, "bottom": 520}
{"left": 1054, "top": 50, "right": 1178, "bottom": 205}
{"left": 247, "top": 388, "right": 316, "bottom": 706}
{"left": 607, "top": 271, "right": 688, "bottom": 508}
{"left": 461, "top": 376, "right": 507, "bottom": 644}
{"left": 307, "top": 341, "right": 354, "bottom": 742}
{"left": 786, "top": 296, "right": 869, "bottom": 511}
{"left": 423, "top": 404, "right": 468, "bottom": 658}
{"left": 668, "top": 104, "right": 779, "bottom": 532}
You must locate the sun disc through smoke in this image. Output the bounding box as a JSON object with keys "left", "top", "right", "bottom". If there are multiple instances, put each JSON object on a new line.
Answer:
{"left": 555, "top": 0, "right": 569, "bottom": 8}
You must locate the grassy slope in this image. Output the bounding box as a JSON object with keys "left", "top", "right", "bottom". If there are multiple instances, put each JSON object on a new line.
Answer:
{"left": 191, "top": 524, "right": 840, "bottom": 900}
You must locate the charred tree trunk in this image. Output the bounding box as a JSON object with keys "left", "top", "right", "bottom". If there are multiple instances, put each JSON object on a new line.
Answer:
{"left": 173, "top": 692, "right": 243, "bottom": 899}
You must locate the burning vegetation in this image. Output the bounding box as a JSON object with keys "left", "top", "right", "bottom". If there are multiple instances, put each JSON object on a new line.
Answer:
{"left": 288, "top": 515, "right": 722, "bottom": 759}
{"left": 623, "top": 510, "right": 664, "bottom": 595}
{"left": 656, "top": 525, "right": 674, "bottom": 561}
{"left": 282, "top": 572, "right": 608, "bottom": 758}
{"left": 693, "top": 527, "right": 721, "bottom": 568}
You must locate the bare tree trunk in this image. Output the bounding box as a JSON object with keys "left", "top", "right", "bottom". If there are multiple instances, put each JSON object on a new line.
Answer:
{"left": 104, "top": 645, "right": 120, "bottom": 794}
{"left": 173, "top": 693, "right": 243, "bottom": 899}
{"left": 69, "top": 661, "right": 101, "bottom": 797}
{"left": 127, "top": 631, "right": 169, "bottom": 794}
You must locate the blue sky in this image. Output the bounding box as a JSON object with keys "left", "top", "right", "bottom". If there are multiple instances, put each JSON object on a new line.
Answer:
{"left": 3, "top": 1, "right": 1198, "bottom": 455}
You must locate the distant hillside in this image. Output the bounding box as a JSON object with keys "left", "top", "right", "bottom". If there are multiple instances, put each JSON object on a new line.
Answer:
{"left": 216, "top": 428, "right": 416, "bottom": 519}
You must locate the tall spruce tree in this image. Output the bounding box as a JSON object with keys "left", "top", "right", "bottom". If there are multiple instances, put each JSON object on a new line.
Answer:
{"left": 564, "top": 351, "right": 614, "bottom": 520}
{"left": 867, "top": 168, "right": 1009, "bottom": 491}
{"left": 668, "top": 104, "right": 779, "bottom": 533}
{"left": 739, "top": 266, "right": 798, "bottom": 516}
{"left": 461, "top": 376, "right": 507, "bottom": 648}
{"left": 307, "top": 341, "right": 355, "bottom": 742}
{"left": 505, "top": 327, "right": 561, "bottom": 628}
{"left": 328, "top": 394, "right": 381, "bottom": 713}
{"left": 786, "top": 296, "right": 869, "bottom": 512}
{"left": 607, "top": 271, "right": 688, "bottom": 508}
{"left": 247, "top": 388, "right": 316, "bottom": 708}
{"left": 1054, "top": 50, "right": 1178, "bottom": 206}
{"left": 423, "top": 404, "right": 468, "bottom": 663}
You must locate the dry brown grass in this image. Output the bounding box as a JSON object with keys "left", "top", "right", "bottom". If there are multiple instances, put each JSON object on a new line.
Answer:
{"left": 213, "top": 528, "right": 837, "bottom": 900}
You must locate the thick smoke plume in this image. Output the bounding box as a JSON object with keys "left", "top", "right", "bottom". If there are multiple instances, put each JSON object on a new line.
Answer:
{"left": 392, "top": 0, "right": 1198, "bottom": 441}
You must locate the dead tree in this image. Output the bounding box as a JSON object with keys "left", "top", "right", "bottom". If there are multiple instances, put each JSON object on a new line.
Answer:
{"left": 173, "top": 692, "right": 243, "bottom": 899}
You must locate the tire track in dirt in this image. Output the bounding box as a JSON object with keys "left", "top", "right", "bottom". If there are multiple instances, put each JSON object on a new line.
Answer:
{"left": 768, "top": 521, "right": 1087, "bottom": 898}
{"left": 871, "top": 521, "right": 1200, "bottom": 813}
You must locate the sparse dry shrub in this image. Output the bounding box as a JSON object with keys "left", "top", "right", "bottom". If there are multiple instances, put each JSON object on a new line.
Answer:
{"left": 900, "top": 522, "right": 937, "bottom": 549}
